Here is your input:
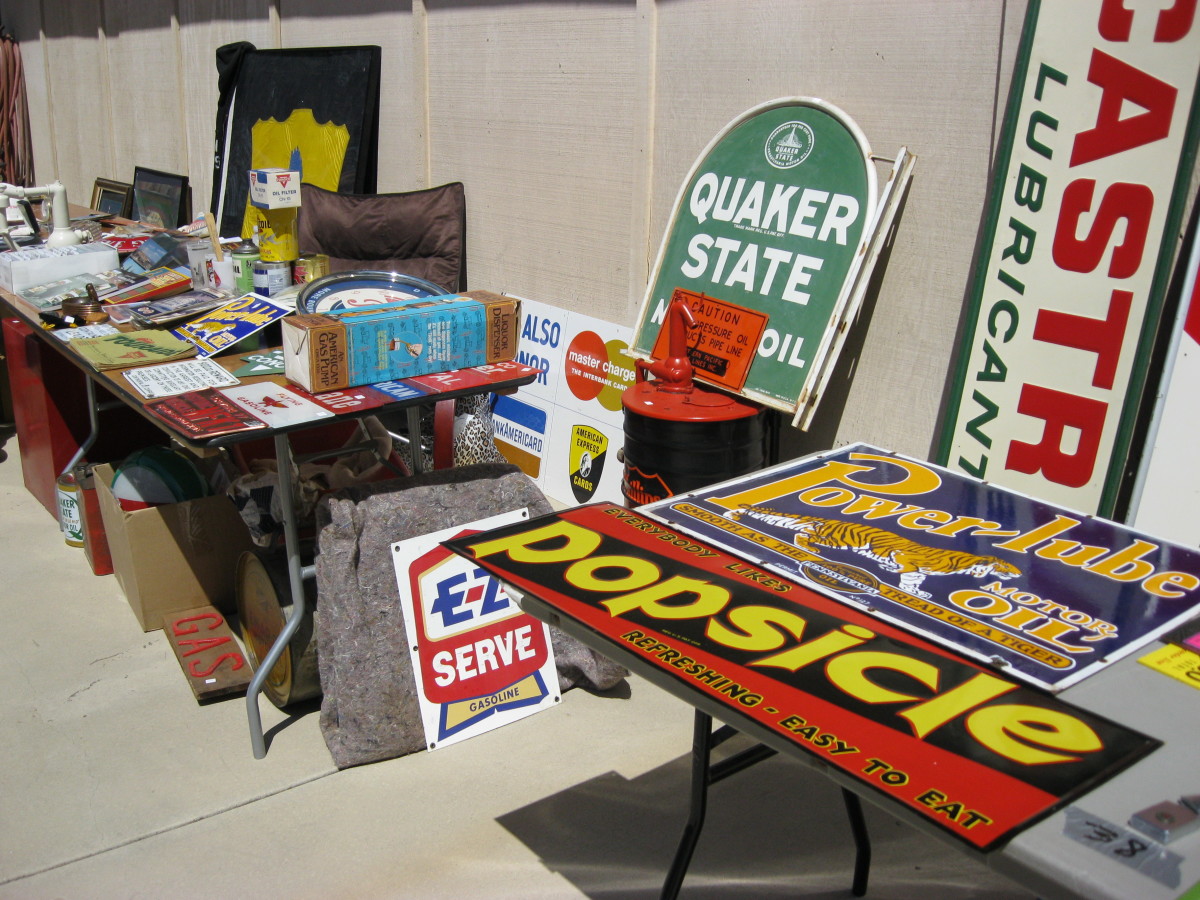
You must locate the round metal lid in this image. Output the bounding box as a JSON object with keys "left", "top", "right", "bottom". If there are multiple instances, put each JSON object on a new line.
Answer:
{"left": 295, "top": 270, "right": 450, "bottom": 314}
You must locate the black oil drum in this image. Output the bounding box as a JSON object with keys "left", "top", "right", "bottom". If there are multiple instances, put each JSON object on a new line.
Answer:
{"left": 621, "top": 383, "right": 765, "bottom": 506}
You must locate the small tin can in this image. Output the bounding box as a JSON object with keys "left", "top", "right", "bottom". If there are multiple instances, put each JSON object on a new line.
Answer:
{"left": 293, "top": 253, "right": 330, "bottom": 285}
{"left": 253, "top": 259, "right": 292, "bottom": 297}
{"left": 256, "top": 207, "right": 299, "bottom": 262}
{"left": 231, "top": 241, "right": 260, "bottom": 295}
{"left": 56, "top": 472, "right": 84, "bottom": 548}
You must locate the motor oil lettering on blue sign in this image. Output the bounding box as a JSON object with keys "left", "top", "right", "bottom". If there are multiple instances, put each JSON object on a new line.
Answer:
{"left": 429, "top": 564, "right": 512, "bottom": 629}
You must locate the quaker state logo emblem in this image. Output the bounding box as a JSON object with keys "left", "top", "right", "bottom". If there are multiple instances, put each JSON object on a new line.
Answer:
{"left": 764, "top": 120, "right": 814, "bottom": 169}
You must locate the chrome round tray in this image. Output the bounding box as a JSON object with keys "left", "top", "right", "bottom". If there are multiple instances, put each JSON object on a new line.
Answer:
{"left": 295, "top": 270, "right": 450, "bottom": 314}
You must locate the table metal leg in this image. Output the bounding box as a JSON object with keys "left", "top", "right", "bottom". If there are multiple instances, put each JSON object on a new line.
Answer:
{"left": 406, "top": 406, "right": 425, "bottom": 474}
{"left": 59, "top": 377, "right": 121, "bottom": 476}
{"left": 661, "top": 710, "right": 716, "bottom": 900}
{"left": 246, "top": 433, "right": 309, "bottom": 759}
{"left": 661, "top": 710, "right": 872, "bottom": 897}
{"left": 842, "top": 788, "right": 872, "bottom": 897}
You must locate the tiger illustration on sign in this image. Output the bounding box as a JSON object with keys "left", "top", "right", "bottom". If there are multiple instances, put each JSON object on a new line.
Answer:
{"left": 725, "top": 505, "right": 1021, "bottom": 598}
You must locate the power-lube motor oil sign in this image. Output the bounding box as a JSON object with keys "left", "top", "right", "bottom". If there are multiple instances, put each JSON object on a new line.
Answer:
{"left": 445, "top": 503, "right": 1158, "bottom": 850}
{"left": 631, "top": 98, "right": 884, "bottom": 420}
{"left": 642, "top": 444, "right": 1200, "bottom": 693}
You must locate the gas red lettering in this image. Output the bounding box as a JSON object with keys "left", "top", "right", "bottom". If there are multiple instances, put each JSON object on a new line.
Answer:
{"left": 171, "top": 612, "right": 223, "bottom": 636}
{"left": 178, "top": 636, "right": 232, "bottom": 657}
{"left": 188, "top": 653, "right": 244, "bottom": 677}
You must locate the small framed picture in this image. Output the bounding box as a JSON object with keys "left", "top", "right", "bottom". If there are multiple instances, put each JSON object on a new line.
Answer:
{"left": 90, "top": 177, "right": 132, "bottom": 218}
{"left": 130, "top": 167, "right": 191, "bottom": 229}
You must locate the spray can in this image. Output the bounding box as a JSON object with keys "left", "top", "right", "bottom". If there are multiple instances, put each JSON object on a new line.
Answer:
{"left": 231, "top": 241, "right": 260, "bottom": 295}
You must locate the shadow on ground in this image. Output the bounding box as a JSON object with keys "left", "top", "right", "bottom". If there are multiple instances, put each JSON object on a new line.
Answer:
{"left": 499, "top": 735, "right": 1035, "bottom": 899}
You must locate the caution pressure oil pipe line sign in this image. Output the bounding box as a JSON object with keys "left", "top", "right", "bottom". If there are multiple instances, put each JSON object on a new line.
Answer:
{"left": 630, "top": 97, "right": 913, "bottom": 426}
{"left": 938, "top": 0, "right": 1200, "bottom": 517}
{"left": 444, "top": 502, "right": 1158, "bottom": 851}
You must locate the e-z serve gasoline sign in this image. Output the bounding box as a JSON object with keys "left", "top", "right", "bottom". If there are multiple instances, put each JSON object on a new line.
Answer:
{"left": 631, "top": 98, "right": 878, "bottom": 417}
{"left": 393, "top": 510, "right": 559, "bottom": 750}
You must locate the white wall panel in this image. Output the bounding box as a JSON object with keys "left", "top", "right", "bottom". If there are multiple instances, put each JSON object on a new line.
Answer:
{"left": 652, "top": 0, "right": 1020, "bottom": 460}
{"left": 37, "top": 0, "right": 109, "bottom": 203}
{"left": 281, "top": 2, "right": 422, "bottom": 193}
{"left": 424, "top": 0, "right": 640, "bottom": 322}
{"left": 178, "top": 0, "right": 276, "bottom": 221}
{"left": 101, "top": 3, "right": 185, "bottom": 192}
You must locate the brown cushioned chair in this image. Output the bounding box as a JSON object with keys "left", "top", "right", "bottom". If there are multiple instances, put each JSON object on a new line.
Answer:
{"left": 296, "top": 181, "right": 466, "bottom": 292}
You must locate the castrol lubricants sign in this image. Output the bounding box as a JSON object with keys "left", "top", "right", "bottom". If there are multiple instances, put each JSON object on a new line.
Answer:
{"left": 393, "top": 510, "right": 559, "bottom": 750}
{"left": 939, "top": 0, "right": 1200, "bottom": 517}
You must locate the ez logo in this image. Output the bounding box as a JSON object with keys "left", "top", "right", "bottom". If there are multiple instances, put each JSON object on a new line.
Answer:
{"left": 428, "top": 567, "right": 510, "bottom": 628}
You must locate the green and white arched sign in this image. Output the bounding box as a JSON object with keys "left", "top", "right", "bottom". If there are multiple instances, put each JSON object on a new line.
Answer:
{"left": 632, "top": 98, "right": 909, "bottom": 426}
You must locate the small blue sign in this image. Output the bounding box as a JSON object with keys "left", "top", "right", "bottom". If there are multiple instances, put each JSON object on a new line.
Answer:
{"left": 370, "top": 379, "right": 430, "bottom": 403}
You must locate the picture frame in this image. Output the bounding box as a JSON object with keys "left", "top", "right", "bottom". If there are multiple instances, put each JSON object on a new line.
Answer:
{"left": 130, "top": 167, "right": 191, "bottom": 229}
{"left": 90, "top": 177, "right": 133, "bottom": 218}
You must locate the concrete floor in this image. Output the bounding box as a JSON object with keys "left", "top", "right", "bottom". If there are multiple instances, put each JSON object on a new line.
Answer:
{"left": 0, "top": 438, "right": 1036, "bottom": 899}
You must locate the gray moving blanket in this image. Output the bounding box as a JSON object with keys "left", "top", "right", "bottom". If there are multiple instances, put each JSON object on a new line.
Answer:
{"left": 315, "top": 463, "right": 628, "bottom": 768}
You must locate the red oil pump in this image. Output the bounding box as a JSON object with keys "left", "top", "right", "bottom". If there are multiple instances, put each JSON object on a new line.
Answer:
{"left": 621, "top": 295, "right": 765, "bottom": 506}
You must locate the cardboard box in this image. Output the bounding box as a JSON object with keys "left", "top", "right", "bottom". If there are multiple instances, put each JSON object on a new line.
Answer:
{"left": 282, "top": 290, "right": 520, "bottom": 392}
{"left": 249, "top": 168, "right": 301, "bottom": 209}
{"left": 0, "top": 242, "right": 121, "bottom": 293}
{"left": 94, "top": 463, "right": 255, "bottom": 632}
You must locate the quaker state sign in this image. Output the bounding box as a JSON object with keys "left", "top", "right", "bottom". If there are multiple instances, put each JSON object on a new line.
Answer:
{"left": 631, "top": 98, "right": 877, "bottom": 414}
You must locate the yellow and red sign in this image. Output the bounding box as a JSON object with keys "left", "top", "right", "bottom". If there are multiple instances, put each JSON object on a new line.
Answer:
{"left": 446, "top": 503, "right": 1158, "bottom": 849}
